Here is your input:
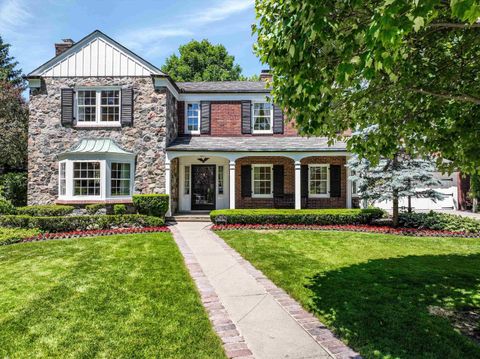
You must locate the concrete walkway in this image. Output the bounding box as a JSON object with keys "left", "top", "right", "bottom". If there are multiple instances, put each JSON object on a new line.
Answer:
{"left": 172, "top": 222, "right": 359, "bottom": 359}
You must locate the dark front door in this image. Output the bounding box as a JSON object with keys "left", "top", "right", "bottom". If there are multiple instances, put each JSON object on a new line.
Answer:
{"left": 191, "top": 165, "right": 216, "bottom": 210}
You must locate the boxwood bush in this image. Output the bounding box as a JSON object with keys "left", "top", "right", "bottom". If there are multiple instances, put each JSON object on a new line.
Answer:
{"left": 85, "top": 204, "right": 106, "bottom": 215}
{"left": 210, "top": 208, "right": 384, "bottom": 225}
{"left": 16, "top": 205, "right": 75, "bottom": 217}
{"left": 399, "top": 211, "right": 480, "bottom": 233}
{"left": 0, "top": 214, "right": 164, "bottom": 233}
{"left": 0, "top": 227, "right": 40, "bottom": 245}
{"left": 0, "top": 198, "right": 16, "bottom": 215}
{"left": 133, "top": 194, "right": 169, "bottom": 217}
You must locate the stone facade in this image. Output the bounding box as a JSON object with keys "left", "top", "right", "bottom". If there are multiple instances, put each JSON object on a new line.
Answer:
{"left": 28, "top": 77, "right": 176, "bottom": 205}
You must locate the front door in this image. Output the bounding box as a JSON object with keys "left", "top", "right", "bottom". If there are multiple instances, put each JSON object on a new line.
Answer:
{"left": 191, "top": 165, "right": 216, "bottom": 211}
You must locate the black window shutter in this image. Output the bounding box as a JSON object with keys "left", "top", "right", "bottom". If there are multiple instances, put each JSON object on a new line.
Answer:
{"left": 301, "top": 165, "right": 309, "bottom": 197}
{"left": 241, "top": 165, "right": 252, "bottom": 197}
{"left": 200, "top": 101, "right": 211, "bottom": 134}
{"left": 241, "top": 100, "right": 252, "bottom": 134}
{"left": 273, "top": 104, "right": 284, "bottom": 134}
{"left": 121, "top": 88, "right": 134, "bottom": 126}
{"left": 330, "top": 165, "right": 341, "bottom": 197}
{"left": 61, "top": 88, "right": 74, "bottom": 126}
{"left": 273, "top": 165, "right": 284, "bottom": 196}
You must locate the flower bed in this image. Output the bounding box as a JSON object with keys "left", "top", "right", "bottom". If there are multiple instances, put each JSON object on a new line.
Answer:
{"left": 211, "top": 223, "right": 480, "bottom": 238}
{"left": 21, "top": 226, "right": 170, "bottom": 243}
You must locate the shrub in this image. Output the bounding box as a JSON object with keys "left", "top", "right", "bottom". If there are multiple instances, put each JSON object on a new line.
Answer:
{"left": 0, "top": 172, "right": 27, "bottom": 206}
{"left": 86, "top": 204, "right": 106, "bottom": 215}
{"left": 0, "top": 198, "right": 16, "bottom": 215}
{"left": 210, "top": 208, "right": 384, "bottom": 225}
{"left": 0, "top": 214, "right": 165, "bottom": 233}
{"left": 15, "top": 205, "right": 74, "bottom": 217}
{"left": 0, "top": 227, "right": 40, "bottom": 245}
{"left": 113, "top": 204, "right": 127, "bottom": 215}
{"left": 133, "top": 194, "right": 169, "bottom": 217}
{"left": 398, "top": 211, "right": 480, "bottom": 233}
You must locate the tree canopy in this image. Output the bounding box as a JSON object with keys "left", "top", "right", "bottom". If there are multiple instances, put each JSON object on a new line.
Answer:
{"left": 161, "top": 39, "right": 244, "bottom": 82}
{"left": 254, "top": 0, "right": 480, "bottom": 174}
{"left": 0, "top": 36, "right": 23, "bottom": 88}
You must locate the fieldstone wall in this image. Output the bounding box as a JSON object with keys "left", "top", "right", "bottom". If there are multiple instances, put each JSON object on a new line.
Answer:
{"left": 28, "top": 77, "right": 177, "bottom": 205}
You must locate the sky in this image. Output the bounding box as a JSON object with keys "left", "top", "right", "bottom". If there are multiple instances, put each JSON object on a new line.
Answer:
{"left": 0, "top": 0, "right": 262, "bottom": 78}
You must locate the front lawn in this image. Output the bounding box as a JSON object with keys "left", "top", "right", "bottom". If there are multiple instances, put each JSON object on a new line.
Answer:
{"left": 0, "top": 233, "right": 226, "bottom": 358}
{"left": 218, "top": 230, "right": 480, "bottom": 359}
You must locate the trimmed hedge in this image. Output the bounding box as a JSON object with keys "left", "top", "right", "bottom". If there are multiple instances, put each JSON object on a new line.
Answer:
{"left": 210, "top": 208, "right": 384, "bottom": 225}
{"left": 0, "top": 198, "right": 16, "bottom": 215}
{"left": 399, "top": 211, "right": 480, "bottom": 233}
{"left": 133, "top": 194, "right": 169, "bottom": 217}
{"left": 0, "top": 227, "right": 40, "bottom": 245}
{"left": 0, "top": 172, "right": 27, "bottom": 206}
{"left": 16, "top": 205, "right": 75, "bottom": 217}
{"left": 0, "top": 214, "right": 164, "bottom": 233}
{"left": 86, "top": 204, "right": 106, "bottom": 215}
{"left": 114, "top": 204, "right": 127, "bottom": 215}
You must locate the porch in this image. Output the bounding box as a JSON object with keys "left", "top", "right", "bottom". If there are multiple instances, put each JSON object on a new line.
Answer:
{"left": 165, "top": 137, "right": 355, "bottom": 215}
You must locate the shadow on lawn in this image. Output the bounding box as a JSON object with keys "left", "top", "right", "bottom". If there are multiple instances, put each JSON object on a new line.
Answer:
{"left": 306, "top": 254, "right": 480, "bottom": 359}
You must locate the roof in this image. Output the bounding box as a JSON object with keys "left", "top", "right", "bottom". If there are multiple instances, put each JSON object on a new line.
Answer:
{"left": 167, "top": 136, "right": 348, "bottom": 152}
{"left": 27, "top": 30, "right": 166, "bottom": 77}
{"left": 177, "top": 81, "right": 270, "bottom": 93}
{"left": 60, "top": 138, "right": 134, "bottom": 156}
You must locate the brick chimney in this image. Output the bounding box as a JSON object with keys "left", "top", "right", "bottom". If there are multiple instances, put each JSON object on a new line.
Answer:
{"left": 55, "top": 39, "right": 75, "bottom": 56}
{"left": 260, "top": 69, "right": 272, "bottom": 82}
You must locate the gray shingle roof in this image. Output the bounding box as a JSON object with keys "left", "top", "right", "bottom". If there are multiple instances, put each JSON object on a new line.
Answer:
{"left": 167, "top": 136, "right": 348, "bottom": 152}
{"left": 177, "top": 81, "right": 270, "bottom": 93}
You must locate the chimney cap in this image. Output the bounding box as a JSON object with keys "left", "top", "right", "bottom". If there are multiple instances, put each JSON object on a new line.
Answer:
{"left": 62, "top": 38, "right": 75, "bottom": 44}
{"left": 261, "top": 69, "right": 271, "bottom": 73}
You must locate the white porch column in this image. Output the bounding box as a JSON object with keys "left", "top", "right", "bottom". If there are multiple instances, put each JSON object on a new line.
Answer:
{"left": 346, "top": 163, "right": 352, "bottom": 209}
{"left": 165, "top": 160, "right": 172, "bottom": 216}
{"left": 295, "top": 161, "right": 301, "bottom": 210}
{"left": 229, "top": 161, "right": 236, "bottom": 209}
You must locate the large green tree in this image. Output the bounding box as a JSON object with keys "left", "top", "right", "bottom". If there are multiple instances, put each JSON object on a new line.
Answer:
{"left": 254, "top": 0, "right": 480, "bottom": 174}
{"left": 162, "top": 39, "right": 243, "bottom": 81}
{"left": 0, "top": 36, "right": 23, "bottom": 88}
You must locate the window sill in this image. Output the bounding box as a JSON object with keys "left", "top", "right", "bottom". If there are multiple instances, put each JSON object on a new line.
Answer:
{"left": 252, "top": 131, "right": 274, "bottom": 135}
{"left": 56, "top": 198, "right": 133, "bottom": 205}
{"left": 308, "top": 194, "right": 330, "bottom": 199}
{"left": 75, "top": 123, "right": 122, "bottom": 128}
{"left": 252, "top": 195, "right": 274, "bottom": 199}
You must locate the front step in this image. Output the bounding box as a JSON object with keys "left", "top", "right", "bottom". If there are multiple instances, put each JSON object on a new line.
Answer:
{"left": 167, "top": 214, "right": 211, "bottom": 223}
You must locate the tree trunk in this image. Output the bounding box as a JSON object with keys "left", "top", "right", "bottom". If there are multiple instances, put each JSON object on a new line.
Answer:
{"left": 408, "top": 196, "right": 412, "bottom": 213}
{"left": 393, "top": 193, "right": 399, "bottom": 227}
{"left": 473, "top": 198, "right": 478, "bottom": 213}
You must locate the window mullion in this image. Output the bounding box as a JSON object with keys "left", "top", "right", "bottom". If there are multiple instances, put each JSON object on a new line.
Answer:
{"left": 96, "top": 90, "right": 101, "bottom": 123}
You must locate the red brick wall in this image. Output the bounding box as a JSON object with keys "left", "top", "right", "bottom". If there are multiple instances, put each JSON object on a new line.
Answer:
{"left": 235, "top": 156, "right": 347, "bottom": 209}
{"left": 177, "top": 101, "right": 297, "bottom": 136}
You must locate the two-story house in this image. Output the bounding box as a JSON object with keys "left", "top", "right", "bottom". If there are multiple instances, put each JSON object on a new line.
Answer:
{"left": 26, "top": 30, "right": 356, "bottom": 215}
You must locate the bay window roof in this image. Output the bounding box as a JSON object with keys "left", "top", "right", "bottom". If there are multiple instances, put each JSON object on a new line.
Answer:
{"left": 59, "top": 138, "right": 134, "bottom": 158}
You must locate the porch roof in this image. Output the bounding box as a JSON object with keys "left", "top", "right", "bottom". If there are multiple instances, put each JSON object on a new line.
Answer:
{"left": 167, "top": 136, "right": 348, "bottom": 152}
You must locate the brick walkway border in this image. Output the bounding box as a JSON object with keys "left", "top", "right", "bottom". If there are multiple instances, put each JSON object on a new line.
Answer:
{"left": 170, "top": 226, "right": 254, "bottom": 359}
{"left": 207, "top": 228, "right": 362, "bottom": 359}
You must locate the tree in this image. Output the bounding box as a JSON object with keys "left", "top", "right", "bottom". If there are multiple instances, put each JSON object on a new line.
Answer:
{"left": 348, "top": 133, "right": 444, "bottom": 226}
{"left": 0, "top": 36, "right": 24, "bottom": 88}
{"left": 161, "top": 39, "right": 243, "bottom": 81}
{"left": 253, "top": 1, "right": 480, "bottom": 174}
{"left": 0, "top": 81, "right": 28, "bottom": 170}
{"left": 469, "top": 174, "right": 480, "bottom": 212}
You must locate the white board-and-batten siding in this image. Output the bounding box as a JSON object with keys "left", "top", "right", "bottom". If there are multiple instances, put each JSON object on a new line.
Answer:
{"left": 43, "top": 38, "right": 151, "bottom": 77}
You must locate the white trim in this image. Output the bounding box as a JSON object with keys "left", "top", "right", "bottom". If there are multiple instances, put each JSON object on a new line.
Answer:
{"left": 308, "top": 164, "right": 330, "bottom": 198}
{"left": 180, "top": 93, "right": 272, "bottom": 102}
{"left": 184, "top": 102, "right": 201, "bottom": 135}
{"left": 251, "top": 164, "right": 273, "bottom": 198}
{"left": 294, "top": 161, "right": 301, "bottom": 209}
{"left": 74, "top": 87, "right": 121, "bottom": 127}
{"left": 251, "top": 101, "right": 274, "bottom": 134}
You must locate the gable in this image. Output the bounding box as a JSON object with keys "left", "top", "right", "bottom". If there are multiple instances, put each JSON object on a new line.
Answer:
{"left": 28, "top": 30, "right": 165, "bottom": 78}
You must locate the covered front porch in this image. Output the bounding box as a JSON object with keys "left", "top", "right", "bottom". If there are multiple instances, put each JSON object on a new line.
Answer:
{"left": 165, "top": 137, "right": 355, "bottom": 215}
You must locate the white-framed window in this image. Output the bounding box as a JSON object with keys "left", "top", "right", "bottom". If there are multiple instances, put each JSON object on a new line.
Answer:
{"left": 73, "top": 161, "right": 101, "bottom": 196}
{"left": 185, "top": 102, "right": 200, "bottom": 134}
{"left": 309, "top": 164, "right": 330, "bottom": 198}
{"left": 76, "top": 88, "right": 121, "bottom": 126}
{"left": 184, "top": 166, "right": 190, "bottom": 195}
{"left": 218, "top": 165, "right": 224, "bottom": 195}
{"left": 59, "top": 162, "right": 66, "bottom": 196}
{"left": 252, "top": 164, "right": 273, "bottom": 198}
{"left": 252, "top": 102, "right": 273, "bottom": 134}
{"left": 110, "top": 162, "right": 131, "bottom": 196}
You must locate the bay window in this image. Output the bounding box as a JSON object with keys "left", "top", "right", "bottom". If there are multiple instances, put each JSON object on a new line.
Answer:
{"left": 76, "top": 88, "right": 120, "bottom": 126}
{"left": 111, "top": 163, "right": 131, "bottom": 196}
{"left": 73, "top": 162, "right": 101, "bottom": 196}
{"left": 252, "top": 165, "right": 273, "bottom": 198}
{"left": 309, "top": 165, "right": 329, "bottom": 197}
{"left": 252, "top": 102, "right": 273, "bottom": 134}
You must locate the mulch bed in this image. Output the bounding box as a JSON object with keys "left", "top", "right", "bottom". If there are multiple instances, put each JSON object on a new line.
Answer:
{"left": 21, "top": 227, "right": 170, "bottom": 243}
{"left": 211, "top": 224, "right": 480, "bottom": 238}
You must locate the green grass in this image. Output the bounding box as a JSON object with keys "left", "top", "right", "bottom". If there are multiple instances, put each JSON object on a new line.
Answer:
{"left": 0, "top": 227, "right": 39, "bottom": 245}
{"left": 218, "top": 230, "right": 480, "bottom": 359}
{"left": 0, "top": 233, "right": 226, "bottom": 358}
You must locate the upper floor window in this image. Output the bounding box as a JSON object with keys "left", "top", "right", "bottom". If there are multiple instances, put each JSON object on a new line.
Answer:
{"left": 185, "top": 102, "right": 200, "bottom": 134}
{"left": 309, "top": 164, "right": 330, "bottom": 198}
{"left": 252, "top": 102, "right": 273, "bottom": 134}
{"left": 76, "top": 88, "right": 120, "bottom": 126}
